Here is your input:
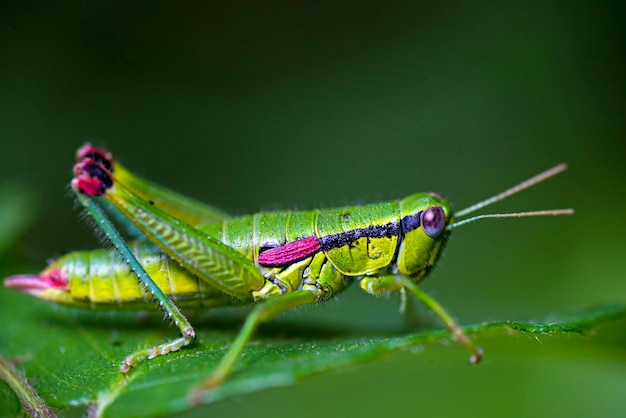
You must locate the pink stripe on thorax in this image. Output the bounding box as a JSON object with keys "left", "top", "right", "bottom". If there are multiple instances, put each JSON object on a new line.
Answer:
{"left": 257, "top": 236, "right": 322, "bottom": 267}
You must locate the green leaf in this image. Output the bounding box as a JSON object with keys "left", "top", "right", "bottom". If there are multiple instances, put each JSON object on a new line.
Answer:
{"left": 0, "top": 353, "right": 55, "bottom": 418}
{"left": 0, "top": 282, "right": 623, "bottom": 418}
{"left": 0, "top": 183, "right": 37, "bottom": 257}
{"left": 0, "top": 380, "right": 22, "bottom": 418}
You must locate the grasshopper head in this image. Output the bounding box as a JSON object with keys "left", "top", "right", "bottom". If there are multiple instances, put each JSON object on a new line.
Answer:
{"left": 397, "top": 193, "right": 453, "bottom": 280}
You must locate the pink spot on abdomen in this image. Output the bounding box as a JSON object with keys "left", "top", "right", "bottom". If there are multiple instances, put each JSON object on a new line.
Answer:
{"left": 257, "top": 236, "right": 322, "bottom": 267}
{"left": 4, "top": 268, "right": 68, "bottom": 295}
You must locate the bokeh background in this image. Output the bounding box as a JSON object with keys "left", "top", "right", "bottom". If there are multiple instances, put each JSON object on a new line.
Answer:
{"left": 1, "top": 2, "right": 625, "bottom": 417}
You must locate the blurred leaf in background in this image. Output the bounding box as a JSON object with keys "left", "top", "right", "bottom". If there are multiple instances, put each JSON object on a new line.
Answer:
{"left": 0, "top": 183, "right": 37, "bottom": 257}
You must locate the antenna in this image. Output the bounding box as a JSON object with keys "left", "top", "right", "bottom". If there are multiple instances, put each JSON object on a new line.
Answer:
{"left": 448, "top": 164, "right": 573, "bottom": 230}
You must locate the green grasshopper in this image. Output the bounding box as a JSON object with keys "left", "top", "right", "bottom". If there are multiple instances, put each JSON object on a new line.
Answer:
{"left": 4, "top": 144, "right": 573, "bottom": 400}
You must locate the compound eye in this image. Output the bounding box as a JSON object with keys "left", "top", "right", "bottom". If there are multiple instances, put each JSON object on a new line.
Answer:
{"left": 421, "top": 206, "right": 445, "bottom": 238}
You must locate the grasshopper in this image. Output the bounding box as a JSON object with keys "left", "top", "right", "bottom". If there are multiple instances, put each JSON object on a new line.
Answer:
{"left": 4, "top": 144, "right": 573, "bottom": 399}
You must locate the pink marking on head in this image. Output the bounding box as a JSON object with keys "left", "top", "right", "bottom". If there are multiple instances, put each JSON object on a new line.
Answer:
{"left": 257, "top": 236, "right": 322, "bottom": 267}
{"left": 4, "top": 268, "right": 68, "bottom": 296}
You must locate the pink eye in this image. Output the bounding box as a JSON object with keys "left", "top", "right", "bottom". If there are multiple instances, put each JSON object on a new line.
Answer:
{"left": 421, "top": 206, "right": 445, "bottom": 238}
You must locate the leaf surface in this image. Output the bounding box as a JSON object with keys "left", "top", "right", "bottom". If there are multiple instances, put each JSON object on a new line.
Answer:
{"left": 0, "top": 283, "right": 623, "bottom": 418}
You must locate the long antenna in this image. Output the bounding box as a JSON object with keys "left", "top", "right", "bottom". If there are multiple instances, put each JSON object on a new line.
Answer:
{"left": 448, "top": 209, "right": 574, "bottom": 230}
{"left": 448, "top": 163, "right": 573, "bottom": 230}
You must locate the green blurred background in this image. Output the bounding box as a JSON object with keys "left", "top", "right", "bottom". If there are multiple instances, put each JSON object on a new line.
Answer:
{"left": 1, "top": 1, "right": 625, "bottom": 417}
